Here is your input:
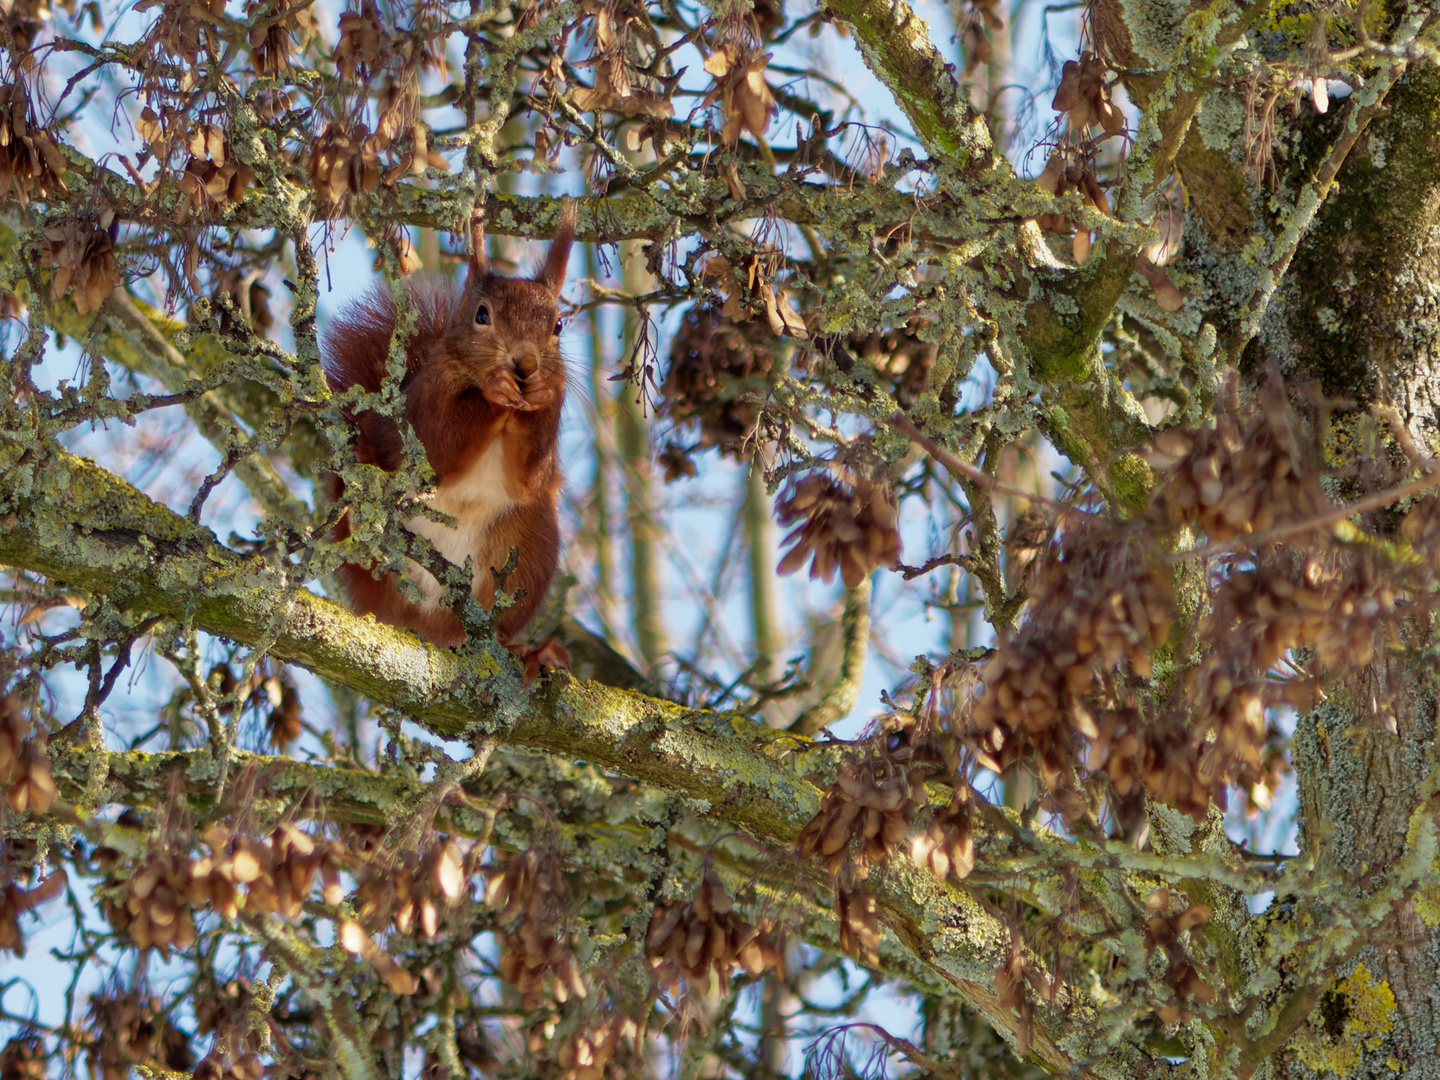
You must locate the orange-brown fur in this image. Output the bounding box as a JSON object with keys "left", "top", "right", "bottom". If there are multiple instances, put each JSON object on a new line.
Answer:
{"left": 323, "top": 204, "right": 573, "bottom": 654}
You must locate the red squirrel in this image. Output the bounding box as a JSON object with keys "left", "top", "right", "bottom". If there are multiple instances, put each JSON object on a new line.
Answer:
{"left": 323, "top": 200, "right": 574, "bottom": 674}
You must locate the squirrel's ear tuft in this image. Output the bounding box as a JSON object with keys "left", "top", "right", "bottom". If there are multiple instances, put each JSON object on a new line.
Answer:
{"left": 469, "top": 202, "right": 490, "bottom": 279}
{"left": 539, "top": 197, "right": 575, "bottom": 295}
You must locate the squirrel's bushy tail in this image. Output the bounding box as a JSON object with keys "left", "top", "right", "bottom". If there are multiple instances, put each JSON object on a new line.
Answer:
{"left": 322, "top": 279, "right": 457, "bottom": 396}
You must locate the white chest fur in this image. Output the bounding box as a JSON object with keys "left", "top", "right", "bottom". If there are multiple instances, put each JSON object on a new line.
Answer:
{"left": 403, "top": 440, "right": 514, "bottom": 609}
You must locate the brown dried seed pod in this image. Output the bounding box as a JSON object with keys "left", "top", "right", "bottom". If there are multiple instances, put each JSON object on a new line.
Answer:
{"left": 910, "top": 786, "right": 975, "bottom": 881}
{"left": 0, "top": 82, "right": 67, "bottom": 205}
{"left": 662, "top": 306, "right": 776, "bottom": 456}
{"left": 485, "top": 846, "right": 585, "bottom": 1005}
{"left": 845, "top": 318, "right": 936, "bottom": 407}
{"left": 0, "top": 1032, "right": 47, "bottom": 1080}
{"left": 44, "top": 220, "right": 121, "bottom": 317}
{"left": 646, "top": 868, "right": 782, "bottom": 992}
{"left": 336, "top": 1, "right": 384, "bottom": 79}
{"left": 83, "top": 992, "right": 192, "bottom": 1080}
{"left": 835, "top": 884, "right": 882, "bottom": 965}
{"left": 776, "top": 471, "right": 902, "bottom": 589}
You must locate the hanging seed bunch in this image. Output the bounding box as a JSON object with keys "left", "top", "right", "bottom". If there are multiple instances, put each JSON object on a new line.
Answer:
{"left": 645, "top": 868, "right": 783, "bottom": 992}
{"left": 835, "top": 883, "right": 883, "bottom": 965}
{"left": 485, "top": 846, "right": 586, "bottom": 1005}
{"left": 846, "top": 320, "right": 937, "bottom": 408}
{"left": 192, "top": 977, "right": 260, "bottom": 1053}
{"left": 662, "top": 305, "right": 776, "bottom": 457}
{"left": 1143, "top": 889, "right": 1214, "bottom": 1024}
{"left": 0, "top": 868, "right": 66, "bottom": 954}
{"left": 106, "top": 846, "right": 199, "bottom": 955}
{"left": 1149, "top": 379, "right": 1328, "bottom": 542}
{"left": 994, "top": 934, "right": 1053, "bottom": 1058}
{"left": 307, "top": 122, "right": 380, "bottom": 205}
{"left": 0, "top": 82, "right": 66, "bottom": 204}
{"left": 798, "top": 760, "right": 926, "bottom": 874}
{"left": 353, "top": 838, "right": 468, "bottom": 938}
{"left": 557, "top": 1015, "right": 639, "bottom": 1080}
{"left": 776, "top": 468, "right": 903, "bottom": 589}
{"left": 958, "top": 0, "right": 1003, "bottom": 74}
{"left": 1033, "top": 152, "right": 1107, "bottom": 236}
{"left": 0, "top": 695, "right": 55, "bottom": 815}
{"left": 572, "top": 0, "right": 673, "bottom": 118}
{"left": 176, "top": 124, "right": 254, "bottom": 218}
{"left": 195, "top": 823, "right": 346, "bottom": 921}
{"left": 969, "top": 522, "right": 1174, "bottom": 819}
{"left": 83, "top": 992, "right": 192, "bottom": 1080}
{"left": 703, "top": 251, "right": 809, "bottom": 337}
{"left": 135, "top": 0, "right": 225, "bottom": 66}
{"left": 703, "top": 39, "right": 776, "bottom": 144}
{"left": 0, "top": 0, "right": 56, "bottom": 69}
{"left": 1051, "top": 52, "right": 1125, "bottom": 139}
{"left": 244, "top": 0, "right": 312, "bottom": 76}
{"left": 910, "top": 784, "right": 975, "bottom": 882}
{"left": 0, "top": 1033, "right": 46, "bottom": 1080}
{"left": 335, "top": 1, "right": 385, "bottom": 80}
{"left": 44, "top": 216, "right": 121, "bottom": 316}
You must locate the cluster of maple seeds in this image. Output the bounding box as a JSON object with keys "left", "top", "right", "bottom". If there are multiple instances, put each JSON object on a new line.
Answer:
{"left": 0, "top": 1033, "right": 45, "bottom": 1080}
{"left": 0, "top": 695, "right": 55, "bottom": 815}
{"left": 909, "top": 785, "right": 976, "bottom": 882}
{"left": 968, "top": 526, "right": 1175, "bottom": 818}
{"left": 994, "top": 934, "right": 1055, "bottom": 1057}
{"left": 197, "top": 823, "right": 345, "bottom": 920}
{"left": 485, "top": 846, "right": 586, "bottom": 1006}
{"left": 703, "top": 39, "right": 776, "bottom": 145}
{"left": 557, "top": 1016, "right": 638, "bottom": 1080}
{"left": 83, "top": 992, "right": 192, "bottom": 1080}
{"left": 845, "top": 319, "right": 937, "bottom": 408}
{"left": 702, "top": 252, "right": 808, "bottom": 338}
{"left": 798, "top": 762, "right": 926, "bottom": 873}
{"left": 335, "top": 2, "right": 384, "bottom": 80}
{"left": 775, "top": 470, "right": 903, "bottom": 589}
{"left": 0, "top": 82, "right": 66, "bottom": 204}
{"left": 44, "top": 216, "right": 122, "bottom": 316}
{"left": 1144, "top": 889, "right": 1214, "bottom": 1024}
{"left": 136, "top": 0, "right": 225, "bottom": 68}
{"left": 352, "top": 838, "right": 468, "bottom": 938}
{"left": 244, "top": 0, "right": 313, "bottom": 77}
{"left": 1150, "top": 392, "right": 1327, "bottom": 542}
{"left": 172, "top": 124, "right": 254, "bottom": 218}
{"left": 100, "top": 822, "right": 345, "bottom": 955}
{"left": 1034, "top": 152, "right": 1109, "bottom": 265}
{"left": 835, "top": 883, "right": 883, "bottom": 966}
{"left": 662, "top": 305, "right": 777, "bottom": 458}
{"left": 572, "top": 0, "right": 673, "bottom": 119}
{"left": 1052, "top": 52, "right": 1125, "bottom": 138}
{"left": 645, "top": 868, "right": 783, "bottom": 992}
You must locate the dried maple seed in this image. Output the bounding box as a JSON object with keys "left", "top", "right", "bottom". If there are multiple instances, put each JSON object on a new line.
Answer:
{"left": 662, "top": 306, "right": 776, "bottom": 456}
{"left": 776, "top": 471, "right": 903, "bottom": 589}
{"left": 645, "top": 868, "right": 782, "bottom": 992}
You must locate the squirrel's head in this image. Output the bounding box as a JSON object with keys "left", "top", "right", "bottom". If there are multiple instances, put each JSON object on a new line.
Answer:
{"left": 440, "top": 197, "right": 575, "bottom": 385}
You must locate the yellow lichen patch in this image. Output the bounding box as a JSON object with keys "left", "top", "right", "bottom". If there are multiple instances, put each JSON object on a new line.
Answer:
{"left": 1415, "top": 886, "right": 1440, "bottom": 928}
{"left": 1290, "top": 963, "right": 1397, "bottom": 1077}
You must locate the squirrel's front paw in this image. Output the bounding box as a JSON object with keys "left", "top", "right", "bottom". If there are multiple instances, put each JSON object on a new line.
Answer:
{"left": 520, "top": 376, "right": 556, "bottom": 410}
{"left": 482, "top": 369, "right": 526, "bottom": 408}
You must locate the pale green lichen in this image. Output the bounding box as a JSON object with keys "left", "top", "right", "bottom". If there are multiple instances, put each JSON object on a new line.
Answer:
{"left": 1197, "top": 90, "right": 1247, "bottom": 152}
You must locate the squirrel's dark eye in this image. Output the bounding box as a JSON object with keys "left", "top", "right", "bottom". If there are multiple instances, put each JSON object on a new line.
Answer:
{"left": 554, "top": 320, "right": 563, "bottom": 336}
{"left": 475, "top": 303, "right": 491, "bottom": 326}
